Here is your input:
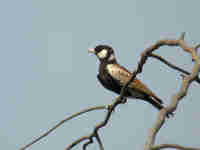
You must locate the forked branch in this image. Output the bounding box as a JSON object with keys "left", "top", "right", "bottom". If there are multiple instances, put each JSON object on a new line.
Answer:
{"left": 143, "top": 33, "right": 200, "bottom": 150}
{"left": 19, "top": 33, "right": 199, "bottom": 150}
{"left": 19, "top": 106, "right": 106, "bottom": 150}
{"left": 149, "top": 53, "right": 200, "bottom": 84}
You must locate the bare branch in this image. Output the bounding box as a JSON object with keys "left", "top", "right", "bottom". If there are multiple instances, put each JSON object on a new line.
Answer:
{"left": 67, "top": 135, "right": 92, "bottom": 150}
{"left": 65, "top": 96, "right": 126, "bottom": 150}
{"left": 193, "top": 44, "right": 200, "bottom": 61}
{"left": 66, "top": 33, "right": 199, "bottom": 150}
{"left": 83, "top": 138, "right": 93, "bottom": 150}
{"left": 65, "top": 39, "right": 147, "bottom": 149}
{"left": 152, "top": 144, "right": 200, "bottom": 150}
{"left": 195, "top": 44, "right": 200, "bottom": 50}
{"left": 95, "top": 132, "right": 104, "bottom": 150}
{"left": 179, "top": 32, "right": 185, "bottom": 41}
{"left": 149, "top": 53, "right": 200, "bottom": 84}
{"left": 65, "top": 51, "right": 143, "bottom": 150}
{"left": 19, "top": 105, "right": 106, "bottom": 150}
{"left": 144, "top": 33, "right": 200, "bottom": 150}
{"left": 19, "top": 33, "right": 199, "bottom": 150}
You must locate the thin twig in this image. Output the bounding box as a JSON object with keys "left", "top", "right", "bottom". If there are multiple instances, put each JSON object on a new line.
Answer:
{"left": 152, "top": 144, "right": 200, "bottom": 150}
{"left": 19, "top": 105, "right": 106, "bottom": 150}
{"left": 95, "top": 132, "right": 104, "bottom": 150}
{"left": 195, "top": 44, "right": 200, "bottom": 51}
{"left": 65, "top": 96, "right": 126, "bottom": 150}
{"left": 149, "top": 53, "right": 200, "bottom": 84}
{"left": 67, "top": 135, "right": 92, "bottom": 150}
{"left": 83, "top": 138, "right": 93, "bottom": 150}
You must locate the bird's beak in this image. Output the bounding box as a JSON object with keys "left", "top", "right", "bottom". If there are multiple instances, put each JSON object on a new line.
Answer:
{"left": 88, "top": 48, "right": 95, "bottom": 54}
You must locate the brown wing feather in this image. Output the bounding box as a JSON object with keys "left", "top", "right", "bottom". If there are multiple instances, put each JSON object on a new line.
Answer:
{"left": 107, "top": 64, "right": 162, "bottom": 103}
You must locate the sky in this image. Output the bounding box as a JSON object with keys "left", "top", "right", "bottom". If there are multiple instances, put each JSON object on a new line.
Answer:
{"left": 0, "top": 0, "right": 200, "bottom": 150}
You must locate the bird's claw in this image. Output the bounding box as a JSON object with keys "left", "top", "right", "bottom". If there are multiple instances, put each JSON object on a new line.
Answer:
{"left": 107, "top": 104, "right": 112, "bottom": 111}
{"left": 166, "top": 111, "right": 175, "bottom": 118}
{"left": 121, "top": 97, "right": 127, "bottom": 104}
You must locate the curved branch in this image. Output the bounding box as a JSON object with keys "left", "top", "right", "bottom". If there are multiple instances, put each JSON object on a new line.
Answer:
{"left": 152, "top": 144, "right": 200, "bottom": 150}
{"left": 66, "top": 33, "right": 200, "bottom": 150}
{"left": 95, "top": 132, "right": 104, "bottom": 150}
{"left": 20, "top": 33, "right": 199, "bottom": 150}
{"left": 65, "top": 52, "right": 141, "bottom": 150}
{"left": 144, "top": 33, "right": 200, "bottom": 150}
{"left": 83, "top": 138, "right": 93, "bottom": 150}
{"left": 65, "top": 97, "right": 126, "bottom": 150}
{"left": 67, "top": 134, "right": 92, "bottom": 150}
{"left": 19, "top": 105, "right": 106, "bottom": 150}
{"left": 195, "top": 44, "right": 200, "bottom": 51}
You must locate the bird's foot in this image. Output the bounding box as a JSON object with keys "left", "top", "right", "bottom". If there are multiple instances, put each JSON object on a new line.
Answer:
{"left": 106, "top": 104, "right": 117, "bottom": 113}
{"left": 121, "top": 97, "right": 127, "bottom": 104}
{"left": 107, "top": 104, "right": 112, "bottom": 110}
{"left": 166, "top": 111, "right": 175, "bottom": 118}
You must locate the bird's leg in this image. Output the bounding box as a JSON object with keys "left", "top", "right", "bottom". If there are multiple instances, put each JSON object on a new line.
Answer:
{"left": 107, "top": 97, "right": 127, "bottom": 113}
{"left": 121, "top": 97, "right": 127, "bottom": 104}
{"left": 166, "top": 111, "right": 175, "bottom": 118}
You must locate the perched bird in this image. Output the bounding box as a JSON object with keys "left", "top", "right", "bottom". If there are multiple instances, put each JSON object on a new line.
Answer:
{"left": 88, "top": 45, "right": 167, "bottom": 113}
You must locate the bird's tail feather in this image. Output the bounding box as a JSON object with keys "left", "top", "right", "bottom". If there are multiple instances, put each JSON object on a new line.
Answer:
{"left": 147, "top": 96, "right": 174, "bottom": 118}
{"left": 147, "top": 96, "right": 164, "bottom": 110}
{"left": 151, "top": 94, "right": 163, "bottom": 104}
{"left": 128, "top": 90, "right": 173, "bottom": 118}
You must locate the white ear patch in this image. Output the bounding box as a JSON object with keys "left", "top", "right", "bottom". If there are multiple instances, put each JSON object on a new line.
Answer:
{"left": 97, "top": 49, "right": 108, "bottom": 59}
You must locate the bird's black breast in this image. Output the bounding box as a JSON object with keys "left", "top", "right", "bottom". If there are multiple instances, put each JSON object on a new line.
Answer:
{"left": 97, "top": 63, "right": 131, "bottom": 96}
{"left": 97, "top": 73, "right": 121, "bottom": 94}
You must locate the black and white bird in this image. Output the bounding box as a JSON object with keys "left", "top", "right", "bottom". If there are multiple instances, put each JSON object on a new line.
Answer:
{"left": 88, "top": 45, "right": 167, "bottom": 113}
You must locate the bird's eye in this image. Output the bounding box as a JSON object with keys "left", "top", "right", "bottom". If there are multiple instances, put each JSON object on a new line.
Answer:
{"left": 97, "top": 49, "right": 108, "bottom": 59}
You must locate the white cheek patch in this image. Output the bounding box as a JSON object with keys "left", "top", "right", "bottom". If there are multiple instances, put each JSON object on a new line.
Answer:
{"left": 97, "top": 49, "right": 108, "bottom": 59}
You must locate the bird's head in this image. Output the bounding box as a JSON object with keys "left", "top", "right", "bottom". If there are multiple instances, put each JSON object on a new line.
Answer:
{"left": 88, "top": 45, "right": 117, "bottom": 63}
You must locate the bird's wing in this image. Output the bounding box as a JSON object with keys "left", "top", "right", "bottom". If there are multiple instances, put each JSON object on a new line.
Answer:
{"left": 106, "top": 64, "right": 157, "bottom": 97}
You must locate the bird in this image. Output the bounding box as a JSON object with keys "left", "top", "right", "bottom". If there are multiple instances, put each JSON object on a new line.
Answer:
{"left": 88, "top": 44, "right": 170, "bottom": 116}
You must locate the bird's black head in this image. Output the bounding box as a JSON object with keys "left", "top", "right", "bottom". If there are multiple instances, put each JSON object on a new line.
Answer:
{"left": 88, "top": 45, "right": 117, "bottom": 63}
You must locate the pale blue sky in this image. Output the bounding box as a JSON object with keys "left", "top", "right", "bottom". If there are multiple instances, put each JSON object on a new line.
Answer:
{"left": 0, "top": 1, "right": 200, "bottom": 150}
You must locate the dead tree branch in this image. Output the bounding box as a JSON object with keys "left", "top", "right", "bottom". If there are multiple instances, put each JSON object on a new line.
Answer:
{"left": 65, "top": 39, "right": 149, "bottom": 149}
{"left": 152, "top": 144, "right": 200, "bottom": 150}
{"left": 149, "top": 53, "right": 200, "bottom": 84}
{"left": 19, "top": 33, "right": 199, "bottom": 150}
{"left": 19, "top": 106, "right": 106, "bottom": 150}
{"left": 143, "top": 33, "right": 200, "bottom": 150}
{"left": 65, "top": 96, "right": 127, "bottom": 150}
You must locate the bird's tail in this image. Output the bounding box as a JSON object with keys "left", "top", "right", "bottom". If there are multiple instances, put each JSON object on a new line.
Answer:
{"left": 147, "top": 96, "right": 173, "bottom": 118}
{"left": 147, "top": 96, "right": 164, "bottom": 110}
